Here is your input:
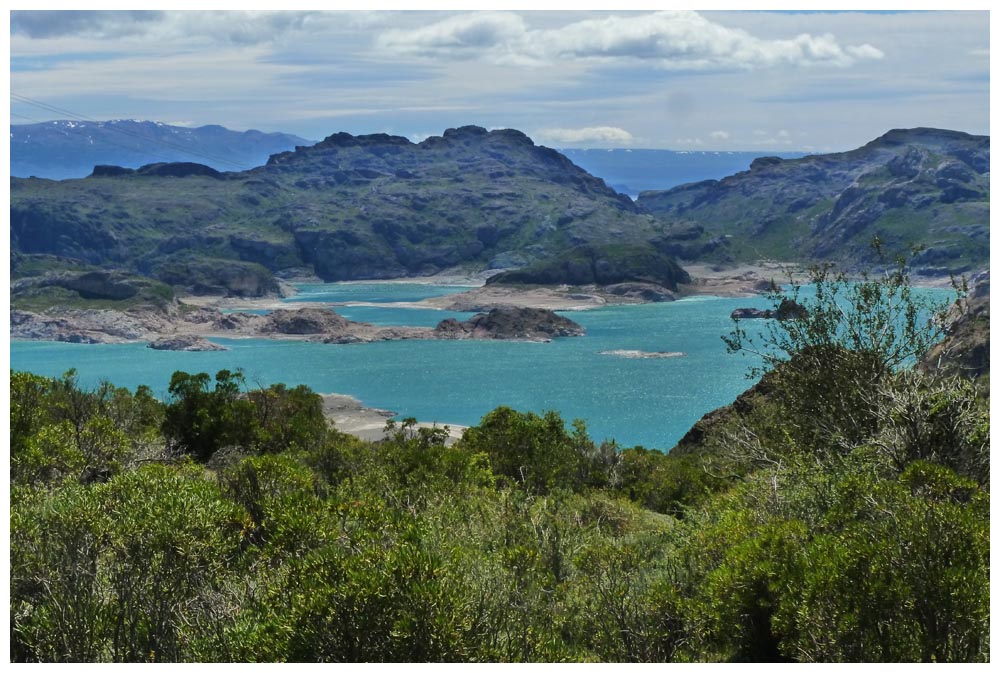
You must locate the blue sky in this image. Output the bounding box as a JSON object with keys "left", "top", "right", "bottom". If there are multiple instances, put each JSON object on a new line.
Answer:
{"left": 8, "top": 7, "right": 990, "bottom": 152}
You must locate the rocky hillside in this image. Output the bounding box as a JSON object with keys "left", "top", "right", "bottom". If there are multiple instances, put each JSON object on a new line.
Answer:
{"left": 11, "top": 125, "right": 660, "bottom": 295}
{"left": 11, "top": 120, "right": 311, "bottom": 180}
{"left": 638, "top": 128, "right": 989, "bottom": 274}
{"left": 920, "top": 273, "right": 990, "bottom": 380}
{"left": 486, "top": 242, "right": 690, "bottom": 290}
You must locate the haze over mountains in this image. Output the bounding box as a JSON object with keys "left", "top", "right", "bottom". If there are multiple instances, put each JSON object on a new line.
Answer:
{"left": 10, "top": 120, "right": 312, "bottom": 180}
{"left": 560, "top": 148, "right": 806, "bottom": 197}
{"left": 11, "top": 120, "right": 803, "bottom": 195}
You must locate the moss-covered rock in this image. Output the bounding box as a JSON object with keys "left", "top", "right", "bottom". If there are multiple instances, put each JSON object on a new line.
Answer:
{"left": 486, "top": 243, "right": 690, "bottom": 290}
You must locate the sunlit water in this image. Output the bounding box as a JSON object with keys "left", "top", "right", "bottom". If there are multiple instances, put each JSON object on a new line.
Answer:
{"left": 9, "top": 283, "right": 953, "bottom": 451}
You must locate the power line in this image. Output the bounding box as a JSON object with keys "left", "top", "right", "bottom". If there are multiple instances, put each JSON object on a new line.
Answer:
{"left": 11, "top": 111, "right": 197, "bottom": 170}
{"left": 11, "top": 92, "right": 253, "bottom": 171}
{"left": 11, "top": 91, "right": 250, "bottom": 169}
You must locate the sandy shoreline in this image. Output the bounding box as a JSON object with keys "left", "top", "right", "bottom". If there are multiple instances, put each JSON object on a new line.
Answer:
{"left": 174, "top": 260, "right": 968, "bottom": 319}
{"left": 321, "top": 393, "right": 467, "bottom": 445}
{"left": 191, "top": 261, "right": 817, "bottom": 315}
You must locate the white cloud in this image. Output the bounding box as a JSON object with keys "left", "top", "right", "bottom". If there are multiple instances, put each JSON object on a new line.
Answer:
{"left": 675, "top": 137, "right": 704, "bottom": 146}
{"left": 376, "top": 10, "right": 883, "bottom": 70}
{"left": 709, "top": 130, "right": 730, "bottom": 140}
{"left": 377, "top": 12, "right": 527, "bottom": 58}
{"left": 536, "top": 126, "right": 634, "bottom": 145}
{"left": 10, "top": 10, "right": 359, "bottom": 46}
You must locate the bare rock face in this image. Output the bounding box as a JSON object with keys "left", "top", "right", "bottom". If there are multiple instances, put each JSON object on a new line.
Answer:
{"left": 434, "top": 307, "right": 584, "bottom": 341}
{"left": 920, "top": 275, "right": 990, "bottom": 380}
{"left": 603, "top": 282, "right": 676, "bottom": 302}
{"left": 10, "top": 309, "right": 157, "bottom": 343}
{"left": 148, "top": 335, "right": 228, "bottom": 351}
{"left": 259, "top": 308, "right": 352, "bottom": 335}
{"left": 599, "top": 349, "right": 685, "bottom": 359}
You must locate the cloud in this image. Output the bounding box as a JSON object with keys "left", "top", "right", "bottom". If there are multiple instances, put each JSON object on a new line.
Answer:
{"left": 709, "top": 130, "right": 730, "bottom": 140}
{"left": 675, "top": 137, "right": 704, "bottom": 146}
{"left": 11, "top": 11, "right": 164, "bottom": 39}
{"left": 10, "top": 10, "right": 346, "bottom": 46}
{"left": 377, "top": 12, "right": 527, "bottom": 57}
{"left": 376, "top": 10, "right": 884, "bottom": 70}
{"left": 536, "top": 126, "right": 634, "bottom": 145}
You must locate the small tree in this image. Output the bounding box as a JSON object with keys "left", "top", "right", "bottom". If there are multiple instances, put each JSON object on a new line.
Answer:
{"left": 162, "top": 370, "right": 254, "bottom": 461}
{"left": 722, "top": 249, "right": 964, "bottom": 456}
{"left": 724, "top": 250, "right": 959, "bottom": 382}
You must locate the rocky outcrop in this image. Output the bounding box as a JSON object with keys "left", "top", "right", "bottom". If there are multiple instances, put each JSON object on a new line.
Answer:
{"left": 10, "top": 309, "right": 157, "bottom": 344}
{"left": 730, "top": 299, "right": 808, "bottom": 321}
{"left": 919, "top": 275, "right": 990, "bottom": 380}
{"left": 10, "top": 270, "right": 174, "bottom": 308}
{"left": 603, "top": 282, "right": 676, "bottom": 302}
{"left": 258, "top": 308, "right": 352, "bottom": 335}
{"left": 135, "top": 162, "right": 224, "bottom": 179}
{"left": 148, "top": 335, "right": 228, "bottom": 351}
{"left": 434, "top": 307, "right": 584, "bottom": 341}
{"left": 599, "top": 350, "right": 685, "bottom": 359}
{"left": 487, "top": 243, "right": 690, "bottom": 290}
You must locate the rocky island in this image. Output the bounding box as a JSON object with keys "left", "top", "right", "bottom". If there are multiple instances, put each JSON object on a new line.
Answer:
{"left": 10, "top": 301, "right": 584, "bottom": 346}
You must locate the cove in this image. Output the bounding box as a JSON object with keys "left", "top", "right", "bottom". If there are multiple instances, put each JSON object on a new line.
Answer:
{"left": 8, "top": 282, "right": 953, "bottom": 450}
{"left": 9, "top": 286, "right": 777, "bottom": 450}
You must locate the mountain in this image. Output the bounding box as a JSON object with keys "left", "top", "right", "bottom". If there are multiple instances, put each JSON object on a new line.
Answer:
{"left": 560, "top": 148, "right": 806, "bottom": 197}
{"left": 637, "top": 128, "right": 989, "bottom": 274}
{"left": 10, "top": 120, "right": 312, "bottom": 180}
{"left": 11, "top": 125, "right": 660, "bottom": 295}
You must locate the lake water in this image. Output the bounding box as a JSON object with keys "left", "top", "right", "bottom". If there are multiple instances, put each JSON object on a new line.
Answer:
{"left": 8, "top": 283, "right": 952, "bottom": 451}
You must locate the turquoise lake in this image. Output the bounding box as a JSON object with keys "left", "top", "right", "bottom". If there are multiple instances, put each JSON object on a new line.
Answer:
{"left": 8, "top": 282, "right": 952, "bottom": 451}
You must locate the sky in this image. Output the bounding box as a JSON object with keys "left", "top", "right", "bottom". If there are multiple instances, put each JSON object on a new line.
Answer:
{"left": 7, "top": 5, "right": 991, "bottom": 152}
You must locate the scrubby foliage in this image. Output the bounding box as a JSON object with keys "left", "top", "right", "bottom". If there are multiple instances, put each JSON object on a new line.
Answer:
{"left": 8, "top": 267, "right": 990, "bottom": 662}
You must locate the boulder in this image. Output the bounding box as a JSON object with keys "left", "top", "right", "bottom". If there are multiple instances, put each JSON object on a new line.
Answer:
{"left": 259, "top": 308, "right": 352, "bottom": 335}
{"left": 731, "top": 298, "right": 808, "bottom": 321}
{"left": 604, "top": 282, "right": 676, "bottom": 302}
{"left": 148, "top": 335, "right": 228, "bottom": 351}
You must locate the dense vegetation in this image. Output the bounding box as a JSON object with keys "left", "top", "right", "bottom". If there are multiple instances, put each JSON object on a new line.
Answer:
{"left": 9, "top": 267, "right": 989, "bottom": 662}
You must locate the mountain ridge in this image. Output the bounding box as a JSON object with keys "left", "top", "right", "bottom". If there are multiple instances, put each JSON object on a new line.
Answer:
{"left": 637, "top": 127, "right": 989, "bottom": 274}
{"left": 11, "top": 125, "right": 660, "bottom": 294}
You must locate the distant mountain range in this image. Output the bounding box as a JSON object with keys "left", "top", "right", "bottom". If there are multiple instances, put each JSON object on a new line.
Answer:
{"left": 11, "top": 119, "right": 808, "bottom": 195}
{"left": 559, "top": 148, "right": 806, "bottom": 197}
{"left": 10, "top": 120, "right": 312, "bottom": 180}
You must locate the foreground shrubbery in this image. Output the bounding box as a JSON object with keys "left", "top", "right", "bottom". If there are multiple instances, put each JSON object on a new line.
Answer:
{"left": 8, "top": 263, "right": 990, "bottom": 662}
